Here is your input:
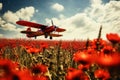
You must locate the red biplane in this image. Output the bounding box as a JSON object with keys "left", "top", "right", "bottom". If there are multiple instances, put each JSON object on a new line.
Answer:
{"left": 16, "top": 20, "right": 66, "bottom": 39}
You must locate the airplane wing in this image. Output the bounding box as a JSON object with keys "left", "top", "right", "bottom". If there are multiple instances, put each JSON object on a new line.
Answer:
{"left": 49, "top": 33, "right": 63, "bottom": 37}
{"left": 55, "top": 28, "right": 66, "bottom": 32}
{"left": 16, "top": 20, "right": 47, "bottom": 29}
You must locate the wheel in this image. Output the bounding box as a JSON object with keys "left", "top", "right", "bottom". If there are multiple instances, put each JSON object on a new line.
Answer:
{"left": 45, "top": 33, "right": 48, "bottom": 38}
{"left": 50, "top": 36, "right": 52, "bottom": 39}
{"left": 35, "top": 36, "right": 37, "bottom": 39}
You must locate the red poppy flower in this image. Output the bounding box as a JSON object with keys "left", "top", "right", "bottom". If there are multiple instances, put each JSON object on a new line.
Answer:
{"left": 33, "top": 75, "right": 49, "bottom": 80}
{"left": 106, "top": 33, "right": 120, "bottom": 44}
{"left": 26, "top": 47, "right": 41, "bottom": 54}
{"left": 31, "top": 64, "right": 48, "bottom": 75}
{"left": 73, "top": 51, "right": 93, "bottom": 65}
{"left": 96, "top": 53, "right": 120, "bottom": 68}
{"left": 101, "top": 45, "right": 116, "bottom": 54}
{"left": 85, "top": 47, "right": 96, "bottom": 54}
{"left": 90, "top": 38, "right": 107, "bottom": 50}
{"left": 94, "top": 69, "right": 110, "bottom": 80}
{"left": 0, "top": 59, "right": 21, "bottom": 80}
{"left": 8, "top": 69, "right": 33, "bottom": 80}
{"left": 0, "top": 43, "right": 6, "bottom": 49}
{"left": 40, "top": 43, "right": 48, "bottom": 49}
{"left": 0, "top": 59, "right": 18, "bottom": 76}
{"left": 65, "top": 68, "right": 89, "bottom": 80}
{"left": 61, "top": 41, "right": 70, "bottom": 50}
{"left": 78, "top": 64, "right": 90, "bottom": 71}
{"left": 24, "top": 45, "right": 31, "bottom": 49}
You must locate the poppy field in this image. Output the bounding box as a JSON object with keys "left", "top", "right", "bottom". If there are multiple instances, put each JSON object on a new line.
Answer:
{"left": 0, "top": 30, "right": 120, "bottom": 80}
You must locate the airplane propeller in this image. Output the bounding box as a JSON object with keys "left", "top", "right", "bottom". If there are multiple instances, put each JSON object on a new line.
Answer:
{"left": 51, "top": 20, "right": 58, "bottom": 31}
{"left": 51, "top": 20, "right": 54, "bottom": 26}
{"left": 51, "top": 20, "right": 66, "bottom": 32}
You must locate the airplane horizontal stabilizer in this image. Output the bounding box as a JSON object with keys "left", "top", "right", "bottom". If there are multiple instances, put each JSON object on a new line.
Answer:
{"left": 20, "top": 31, "right": 36, "bottom": 34}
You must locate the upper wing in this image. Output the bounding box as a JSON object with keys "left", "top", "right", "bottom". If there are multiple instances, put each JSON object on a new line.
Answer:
{"left": 16, "top": 20, "right": 47, "bottom": 29}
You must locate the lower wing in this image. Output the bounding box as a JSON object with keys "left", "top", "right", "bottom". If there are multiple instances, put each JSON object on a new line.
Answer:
{"left": 49, "top": 33, "right": 63, "bottom": 37}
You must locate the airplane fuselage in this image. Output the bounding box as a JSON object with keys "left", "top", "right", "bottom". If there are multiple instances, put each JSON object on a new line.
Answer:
{"left": 42, "top": 26, "right": 55, "bottom": 33}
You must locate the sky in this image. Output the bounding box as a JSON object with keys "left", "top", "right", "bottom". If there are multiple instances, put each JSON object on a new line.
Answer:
{"left": 0, "top": 0, "right": 120, "bottom": 40}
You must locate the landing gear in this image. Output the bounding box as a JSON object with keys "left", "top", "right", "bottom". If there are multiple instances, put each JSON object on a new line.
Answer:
{"left": 50, "top": 36, "right": 52, "bottom": 39}
{"left": 45, "top": 33, "right": 48, "bottom": 38}
{"left": 44, "top": 33, "right": 52, "bottom": 39}
{"left": 35, "top": 36, "right": 37, "bottom": 39}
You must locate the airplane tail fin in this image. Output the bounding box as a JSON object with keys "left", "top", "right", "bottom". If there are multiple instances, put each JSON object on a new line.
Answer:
{"left": 20, "top": 28, "right": 32, "bottom": 38}
{"left": 27, "top": 28, "right": 31, "bottom": 31}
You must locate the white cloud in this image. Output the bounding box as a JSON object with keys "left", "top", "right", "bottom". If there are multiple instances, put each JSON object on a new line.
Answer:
{"left": 0, "top": 17, "right": 5, "bottom": 25}
{"left": 46, "top": 0, "right": 120, "bottom": 40}
{"left": 1, "top": 23, "right": 16, "bottom": 31}
{"left": 51, "top": 3, "right": 64, "bottom": 12}
{"left": 16, "top": 6, "right": 35, "bottom": 21}
{"left": 0, "top": 3, "right": 2, "bottom": 10}
{"left": 0, "top": 34, "right": 3, "bottom": 37}
{"left": 3, "top": 11, "right": 19, "bottom": 23}
{"left": 36, "top": 9, "right": 39, "bottom": 13}
{"left": 2, "top": 6, "right": 35, "bottom": 25}
{"left": 59, "top": 14, "right": 66, "bottom": 19}
{"left": 87, "top": 1, "right": 120, "bottom": 39}
{"left": 0, "top": 6, "right": 35, "bottom": 31}
{"left": 90, "top": 0, "right": 102, "bottom": 7}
